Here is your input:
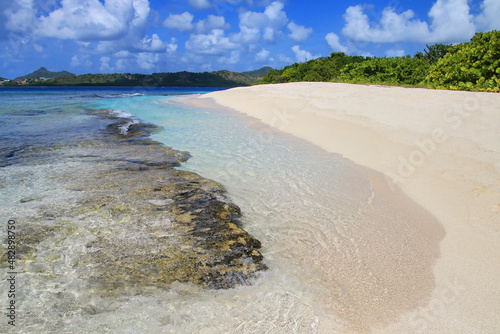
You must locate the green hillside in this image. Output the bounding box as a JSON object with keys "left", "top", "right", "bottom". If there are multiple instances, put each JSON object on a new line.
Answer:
{"left": 242, "top": 66, "right": 273, "bottom": 77}
{"left": 2, "top": 68, "right": 267, "bottom": 87}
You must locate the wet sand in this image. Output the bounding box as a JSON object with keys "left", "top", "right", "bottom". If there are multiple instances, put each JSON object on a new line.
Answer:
{"left": 187, "top": 82, "right": 500, "bottom": 333}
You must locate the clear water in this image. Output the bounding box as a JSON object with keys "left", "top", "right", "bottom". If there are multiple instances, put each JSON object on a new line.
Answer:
{"left": 1, "top": 87, "right": 375, "bottom": 333}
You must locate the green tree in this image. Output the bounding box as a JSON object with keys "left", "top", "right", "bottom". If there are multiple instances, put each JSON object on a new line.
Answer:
{"left": 425, "top": 31, "right": 500, "bottom": 92}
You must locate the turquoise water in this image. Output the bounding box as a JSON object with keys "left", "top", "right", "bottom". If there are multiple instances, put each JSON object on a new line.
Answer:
{"left": 1, "top": 87, "right": 375, "bottom": 333}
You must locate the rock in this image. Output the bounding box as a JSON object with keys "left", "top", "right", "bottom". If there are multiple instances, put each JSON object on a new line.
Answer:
{"left": 4, "top": 108, "right": 266, "bottom": 292}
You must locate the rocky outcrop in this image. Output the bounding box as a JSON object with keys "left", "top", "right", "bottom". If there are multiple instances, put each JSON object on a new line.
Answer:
{"left": 2, "top": 108, "right": 266, "bottom": 292}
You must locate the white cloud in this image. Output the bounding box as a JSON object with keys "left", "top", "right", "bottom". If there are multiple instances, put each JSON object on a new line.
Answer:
{"left": 238, "top": 1, "right": 288, "bottom": 43}
{"left": 386, "top": 48, "right": 405, "bottom": 57}
{"left": 100, "top": 56, "right": 112, "bottom": 72}
{"left": 70, "top": 54, "right": 92, "bottom": 68}
{"left": 325, "top": 32, "right": 349, "bottom": 53}
{"left": 277, "top": 53, "right": 293, "bottom": 64}
{"left": 137, "top": 34, "right": 167, "bottom": 52}
{"left": 36, "top": 0, "right": 150, "bottom": 41}
{"left": 136, "top": 52, "right": 160, "bottom": 70}
{"left": 185, "top": 29, "right": 238, "bottom": 55}
{"left": 427, "top": 0, "right": 475, "bottom": 43}
{"left": 114, "top": 50, "right": 131, "bottom": 58}
{"left": 189, "top": 0, "right": 211, "bottom": 10}
{"left": 166, "top": 38, "right": 178, "bottom": 54}
{"left": 3, "top": 0, "right": 36, "bottom": 35}
{"left": 115, "top": 58, "right": 129, "bottom": 71}
{"left": 341, "top": 0, "right": 475, "bottom": 45}
{"left": 291, "top": 45, "right": 319, "bottom": 62}
{"left": 164, "top": 12, "right": 194, "bottom": 32}
{"left": 195, "top": 15, "right": 229, "bottom": 33}
{"left": 256, "top": 48, "right": 270, "bottom": 61}
{"left": 218, "top": 50, "right": 240, "bottom": 64}
{"left": 477, "top": 0, "right": 500, "bottom": 30}
{"left": 232, "top": 26, "right": 261, "bottom": 44}
{"left": 342, "top": 5, "right": 429, "bottom": 43}
{"left": 287, "top": 22, "right": 313, "bottom": 44}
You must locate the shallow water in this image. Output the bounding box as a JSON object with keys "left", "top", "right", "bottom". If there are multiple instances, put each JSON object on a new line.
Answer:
{"left": 0, "top": 87, "right": 420, "bottom": 333}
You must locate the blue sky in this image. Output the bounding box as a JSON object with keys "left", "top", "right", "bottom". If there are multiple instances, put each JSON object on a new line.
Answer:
{"left": 1, "top": 0, "right": 499, "bottom": 78}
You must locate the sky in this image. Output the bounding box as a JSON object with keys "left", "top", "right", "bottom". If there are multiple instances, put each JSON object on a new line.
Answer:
{"left": 0, "top": 0, "right": 499, "bottom": 79}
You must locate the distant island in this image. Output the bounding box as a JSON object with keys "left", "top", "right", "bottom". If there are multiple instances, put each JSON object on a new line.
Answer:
{"left": 1, "top": 66, "right": 273, "bottom": 87}
{"left": 14, "top": 67, "right": 76, "bottom": 81}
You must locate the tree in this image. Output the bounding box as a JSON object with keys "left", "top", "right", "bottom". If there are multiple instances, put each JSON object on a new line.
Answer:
{"left": 425, "top": 31, "right": 500, "bottom": 92}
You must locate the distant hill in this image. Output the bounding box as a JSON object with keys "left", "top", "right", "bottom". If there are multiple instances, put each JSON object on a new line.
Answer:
{"left": 242, "top": 66, "right": 273, "bottom": 77}
{"left": 2, "top": 67, "right": 273, "bottom": 87}
{"left": 15, "top": 67, "right": 75, "bottom": 81}
{"left": 0, "top": 77, "right": 7, "bottom": 81}
{"left": 4, "top": 68, "right": 268, "bottom": 87}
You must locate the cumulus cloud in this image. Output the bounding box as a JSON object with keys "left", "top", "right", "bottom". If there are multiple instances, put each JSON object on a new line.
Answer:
{"left": 3, "top": 0, "right": 37, "bottom": 35}
{"left": 136, "top": 34, "right": 168, "bottom": 52}
{"left": 164, "top": 12, "right": 194, "bottom": 32}
{"left": 256, "top": 48, "right": 270, "bottom": 61}
{"left": 386, "top": 48, "right": 405, "bottom": 57}
{"left": 195, "top": 15, "right": 229, "bottom": 33}
{"left": 99, "top": 56, "right": 112, "bottom": 72}
{"left": 70, "top": 54, "right": 92, "bottom": 68}
{"left": 136, "top": 52, "right": 160, "bottom": 70}
{"left": 291, "top": 45, "right": 319, "bottom": 62}
{"left": 185, "top": 29, "right": 238, "bottom": 55}
{"left": 233, "top": 26, "right": 261, "bottom": 44}
{"left": 277, "top": 53, "right": 293, "bottom": 63}
{"left": 166, "top": 38, "right": 178, "bottom": 54}
{"left": 287, "top": 22, "right": 313, "bottom": 44}
{"left": 36, "top": 0, "right": 150, "bottom": 41}
{"left": 218, "top": 50, "right": 240, "bottom": 65}
{"left": 341, "top": 0, "right": 475, "bottom": 45}
{"left": 476, "top": 0, "right": 500, "bottom": 31}
{"left": 189, "top": 0, "right": 211, "bottom": 10}
{"left": 238, "top": 1, "right": 288, "bottom": 43}
{"left": 427, "top": 0, "right": 475, "bottom": 43}
{"left": 325, "top": 32, "right": 349, "bottom": 53}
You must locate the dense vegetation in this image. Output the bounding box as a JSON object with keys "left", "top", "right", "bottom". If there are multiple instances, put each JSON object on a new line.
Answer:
{"left": 424, "top": 32, "right": 500, "bottom": 92}
{"left": 2, "top": 67, "right": 271, "bottom": 87}
{"left": 260, "top": 31, "right": 499, "bottom": 92}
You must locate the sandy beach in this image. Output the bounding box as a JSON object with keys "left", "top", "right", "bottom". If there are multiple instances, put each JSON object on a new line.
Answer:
{"left": 188, "top": 82, "right": 500, "bottom": 333}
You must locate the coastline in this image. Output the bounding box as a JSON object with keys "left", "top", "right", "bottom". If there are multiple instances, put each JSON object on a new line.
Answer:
{"left": 186, "top": 82, "right": 500, "bottom": 333}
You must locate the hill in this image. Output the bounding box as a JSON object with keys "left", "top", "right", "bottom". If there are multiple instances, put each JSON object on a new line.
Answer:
{"left": 242, "top": 66, "right": 273, "bottom": 77}
{"left": 0, "top": 77, "right": 8, "bottom": 81}
{"left": 15, "top": 67, "right": 75, "bottom": 81}
{"left": 3, "top": 68, "right": 267, "bottom": 87}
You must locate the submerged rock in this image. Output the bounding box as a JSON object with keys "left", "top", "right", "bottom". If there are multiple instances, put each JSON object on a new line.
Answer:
{"left": 1, "top": 108, "right": 266, "bottom": 291}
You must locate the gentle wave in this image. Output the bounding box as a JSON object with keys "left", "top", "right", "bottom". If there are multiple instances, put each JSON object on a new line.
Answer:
{"left": 109, "top": 108, "right": 135, "bottom": 119}
{"left": 118, "top": 119, "right": 140, "bottom": 135}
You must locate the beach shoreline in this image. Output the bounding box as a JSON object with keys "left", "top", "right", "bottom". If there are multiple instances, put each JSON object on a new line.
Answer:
{"left": 186, "top": 82, "right": 500, "bottom": 333}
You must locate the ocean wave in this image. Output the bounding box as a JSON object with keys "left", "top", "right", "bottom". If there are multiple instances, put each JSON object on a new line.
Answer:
{"left": 118, "top": 119, "right": 140, "bottom": 135}
{"left": 82, "top": 92, "right": 145, "bottom": 99}
{"left": 109, "top": 109, "right": 134, "bottom": 119}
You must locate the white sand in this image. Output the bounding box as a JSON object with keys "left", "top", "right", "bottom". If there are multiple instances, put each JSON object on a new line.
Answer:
{"left": 188, "top": 82, "right": 500, "bottom": 333}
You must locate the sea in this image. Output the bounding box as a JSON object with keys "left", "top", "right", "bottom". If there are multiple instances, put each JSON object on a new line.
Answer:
{"left": 0, "top": 86, "right": 376, "bottom": 333}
